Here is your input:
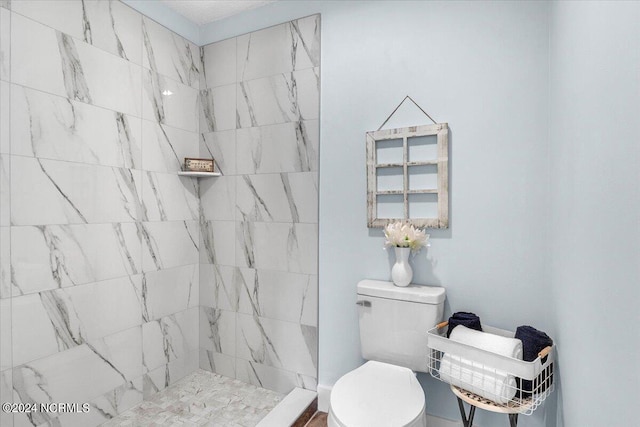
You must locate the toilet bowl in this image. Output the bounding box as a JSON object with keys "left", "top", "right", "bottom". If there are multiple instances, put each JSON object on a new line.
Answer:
{"left": 328, "top": 361, "right": 426, "bottom": 427}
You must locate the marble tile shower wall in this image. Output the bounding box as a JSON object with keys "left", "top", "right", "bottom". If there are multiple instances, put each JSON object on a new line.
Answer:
{"left": 198, "top": 15, "right": 320, "bottom": 394}
{"left": 0, "top": 1, "right": 202, "bottom": 426}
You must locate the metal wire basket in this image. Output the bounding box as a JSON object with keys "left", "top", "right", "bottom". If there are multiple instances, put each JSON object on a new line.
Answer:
{"left": 427, "top": 322, "right": 554, "bottom": 416}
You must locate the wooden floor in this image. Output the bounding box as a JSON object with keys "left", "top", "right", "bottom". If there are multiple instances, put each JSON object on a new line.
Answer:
{"left": 305, "top": 411, "right": 328, "bottom": 427}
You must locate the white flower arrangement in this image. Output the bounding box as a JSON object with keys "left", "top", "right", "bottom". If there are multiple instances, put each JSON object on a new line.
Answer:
{"left": 383, "top": 221, "right": 430, "bottom": 253}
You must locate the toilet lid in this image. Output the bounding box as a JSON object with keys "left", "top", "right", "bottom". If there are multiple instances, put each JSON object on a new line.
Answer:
{"left": 330, "top": 361, "right": 425, "bottom": 427}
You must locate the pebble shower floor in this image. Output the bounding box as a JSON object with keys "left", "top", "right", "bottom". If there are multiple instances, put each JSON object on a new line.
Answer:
{"left": 103, "top": 370, "right": 283, "bottom": 426}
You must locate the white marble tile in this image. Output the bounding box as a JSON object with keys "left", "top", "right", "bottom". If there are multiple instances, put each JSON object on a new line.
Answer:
{"left": 199, "top": 83, "right": 236, "bottom": 133}
{"left": 236, "top": 359, "right": 316, "bottom": 395}
{"left": 12, "top": 343, "right": 136, "bottom": 423}
{"left": 200, "top": 264, "right": 239, "bottom": 311}
{"left": 87, "top": 327, "right": 143, "bottom": 382}
{"left": 0, "top": 227, "right": 8, "bottom": 298}
{"left": 0, "top": 369, "right": 12, "bottom": 427}
{"left": 142, "top": 171, "right": 198, "bottom": 221}
{"left": 236, "top": 120, "right": 319, "bottom": 175}
{"left": 11, "top": 276, "right": 142, "bottom": 367}
{"left": 0, "top": 80, "right": 9, "bottom": 153}
{"left": 142, "top": 264, "right": 198, "bottom": 321}
{"left": 11, "top": 84, "right": 142, "bottom": 169}
{"left": 236, "top": 68, "right": 319, "bottom": 128}
{"left": 143, "top": 351, "right": 199, "bottom": 399}
{"left": 200, "top": 220, "right": 235, "bottom": 266}
{"left": 237, "top": 15, "right": 320, "bottom": 82}
{"left": 0, "top": 7, "right": 9, "bottom": 82}
{"left": 11, "top": 157, "right": 143, "bottom": 226}
{"left": 11, "top": 0, "right": 142, "bottom": 64}
{"left": 200, "top": 129, "right": 237, "bottom": 176}
{"left": 202, "top": 37, "right": 236, "bottom": 88}
{"left": 235, "top": 222, "right": 318, "bottom": 274}
{"left": 236, "top": 314, "right": 317, "bottom": 378}
{"left": 139, "top": 221, "right": 199, "bottom": 272}
{"left": 200, "top": 307, "right": 235, "bottom": 358}
{"left": 0, "top": 298, "right": 10, "bottom": 371}
{"left": 11, "top": 223, "right": 141, "bottom": 296}
{"left": 142, "top": 16, "right": 200, "bottom": 88}
{"left": 199, "top": 349, "right": 235, "bottom": 379}
{"left": 237, "top": 269, "right": 316, "bottom": 327}
{"left": 200, "top": 175, "right": 236, "bottom": 221}
{"left": 142, "top": 69, "right": 199, "bottom": 132}
{"left": 236, "top": 172, "right": 317, "bottom": 223}
{"left": 0, "top": 154, "right": 8, "bottom": 226}
{"left": 11, "top": 13, "right": 142, "bottom": 117}
{"left": 142, "top": 309, "right": 198, "bottom": 374}
{"left": 141, "top": 120, "right": 199, "bottom": 173}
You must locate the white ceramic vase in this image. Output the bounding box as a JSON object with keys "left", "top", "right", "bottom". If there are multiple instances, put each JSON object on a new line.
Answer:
{"left": 391, "top": 247, "right": 413, "bottom": 287}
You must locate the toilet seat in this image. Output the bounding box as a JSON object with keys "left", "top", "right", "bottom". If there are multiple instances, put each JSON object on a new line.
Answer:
{"left": 328, "top": 361, "right": 426, "bottom": 427}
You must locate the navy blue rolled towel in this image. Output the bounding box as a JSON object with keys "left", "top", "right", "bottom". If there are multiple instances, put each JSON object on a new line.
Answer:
{"left": 446, "top": 312, "right": 482, "bottom": 338}
{"left": 515, "top": 325, "right": 553, "bottom": 396}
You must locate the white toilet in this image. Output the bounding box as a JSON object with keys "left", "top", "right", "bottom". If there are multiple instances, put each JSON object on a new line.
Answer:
{"left": 328, "top": 279, "right": 446, "bottom": 427}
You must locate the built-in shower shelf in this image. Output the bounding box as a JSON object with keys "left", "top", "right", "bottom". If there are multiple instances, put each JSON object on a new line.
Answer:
{"left": 178, "top": 171, "right": 221, "bottom": 178}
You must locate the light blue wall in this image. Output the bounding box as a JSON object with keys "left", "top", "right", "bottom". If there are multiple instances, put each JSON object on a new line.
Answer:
{"left": 549, "top": 2, "right": 640, "bottom": 426}
{"left": 122, "top": 0, "right": 201, "bottom": 44}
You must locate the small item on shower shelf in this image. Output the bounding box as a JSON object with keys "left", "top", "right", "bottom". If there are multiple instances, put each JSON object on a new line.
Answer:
{"left": 515, "top": 325, "right": 554, "bottom": 397}
{"left": 447, "top": 311, "right": 482, "bottom": 338}
{"left": 184, "top": 157, "right": 215, "bottom": 172}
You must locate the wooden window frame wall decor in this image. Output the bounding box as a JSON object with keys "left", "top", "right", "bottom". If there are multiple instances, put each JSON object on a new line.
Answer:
{"left": 366, "top": 123, "right": 449, "bottom": 228}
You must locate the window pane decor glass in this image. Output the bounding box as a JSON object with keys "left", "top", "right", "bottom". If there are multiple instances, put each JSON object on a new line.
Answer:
{"left": 366, "top": 123, "right": 449, "bottom": 228}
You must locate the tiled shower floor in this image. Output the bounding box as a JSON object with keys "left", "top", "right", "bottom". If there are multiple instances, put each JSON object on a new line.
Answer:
{"left": 103, "top": 370, "right": 284, "bottom": 427}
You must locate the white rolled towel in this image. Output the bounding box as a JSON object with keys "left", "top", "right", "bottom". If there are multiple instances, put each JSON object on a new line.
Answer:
{"left": 439, "top": 326, "right": 523, "bottom": 404}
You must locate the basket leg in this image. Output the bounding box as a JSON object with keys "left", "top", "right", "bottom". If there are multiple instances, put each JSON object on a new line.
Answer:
{"left": 456, "top": 397, "right": 476, "bottom": 427}
{"left": 509, "top": 413, "right": 519, "bottom": 427}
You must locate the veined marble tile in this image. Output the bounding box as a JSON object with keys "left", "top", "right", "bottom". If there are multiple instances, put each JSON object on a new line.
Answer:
{"left": 236, "top": 120, "right": 318, "bottom": 175}
{"left": 236, "top": 68, "right": 319, "bottom": 128}
{"left": 237, "top": 15, "right": 320, "bottom": 82}
{"left": 141, "top": 120, "right": 198, "bottom": 174}
{"left": 139, "top": 221, "right": 199, "bottom": 272}
{"left": 11, "top": 223, "right": 141, "bottom": 296}
{"left": 0, "top": 0, "right": 8, "bottom": 9}
{"left": 237, "top": 269, "right": 317, "bottom": 327}
{"left": 142, "top": 69, "right": 199, "bottom": 132}
{"left": 142, "top": 16, "right": 199, "bottom": 88}
{"left": 200, "top": 175, "right": 236, "bottom": 221}
{"left": 0, "top": 369, "right": 12, "bottom": 427}
{"left": 0, "top": 154, "right": 8, "bottom": 226}
{"left": 236, "top": 358, "right": 317, "bottom": 395}
{"left": 199, "top": 83, "right": 236, "bottom": 133}
{"left": 201, "top": 37, "right": 236, "bottom": 89}
{"left": 11, "top": 276, "right": 142, "bottom": 367}
{"left": 199, "top": 306, "right": 235, "bottom": 357}
{"left": 10, "top": 0, "right": 142, "bottom": 64}
{"left": 142, "top": 307, "right": 198, "bottom": 373}
{"left": 199, "top": 349, "right": 235, "bottom": 379}
{"left": 0, "top": 298, "right": 10, "bottom": 371}
{"left": 12, "top": 344, "right": 132, "bottom": 426}
{"left": 11, "top": 13, "right": 142, "bottom": 117}
{"left": 235, "top": 222, "right": 318, "bottom": 274}
{"left": 142, "top": 350, "right": 198, "bottom": 399}
{"left": 236, "top": 172, "right": 318, "bottom": 223}
{"left": 0, "top": 7, "right": 9, "bottom": 82}
{"left": 199, "top": 129, "right": 236, "bottom": 176}
{"left": 11, "top": 84, "right": 142, "bottom": 169}
{"left": 0, "top": 80, "right": 9, "bottom": 153}
{"left": 200, "top": 220, "right": 235, "bottom": 266}
{"left": 236, "top": 314, "right": 317, "bottom": 378}
{"left": 142, "top": 264, "right": 198, "bottom": 321}
{"left": 11, "top": 157, "right": 143, "bottom": 226}
{"left": 0, "top": 227, "right": 8, "bottom": 298}
{"left": 57, "top": 377, "right": 143, "bottom": 427}
{"left": 200, "top": 263, "right": 238, "bottom": 311}
{"left": 142, "top": 171, "right": 198, "bottom": 222}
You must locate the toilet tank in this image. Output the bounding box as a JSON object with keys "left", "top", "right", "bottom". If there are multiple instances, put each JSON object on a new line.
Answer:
{"left": 357, "top": 280, "right": 445, "bottom": 373}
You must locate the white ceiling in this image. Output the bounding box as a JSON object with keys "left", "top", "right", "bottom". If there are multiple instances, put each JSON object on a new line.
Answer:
{"left": 161, "top": 0, "right": 277, "bottom": 25}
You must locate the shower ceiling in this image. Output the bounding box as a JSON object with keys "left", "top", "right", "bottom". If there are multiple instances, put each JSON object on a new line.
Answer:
{"left": 161, "top": 0, "right": 277, "bottom": 25}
